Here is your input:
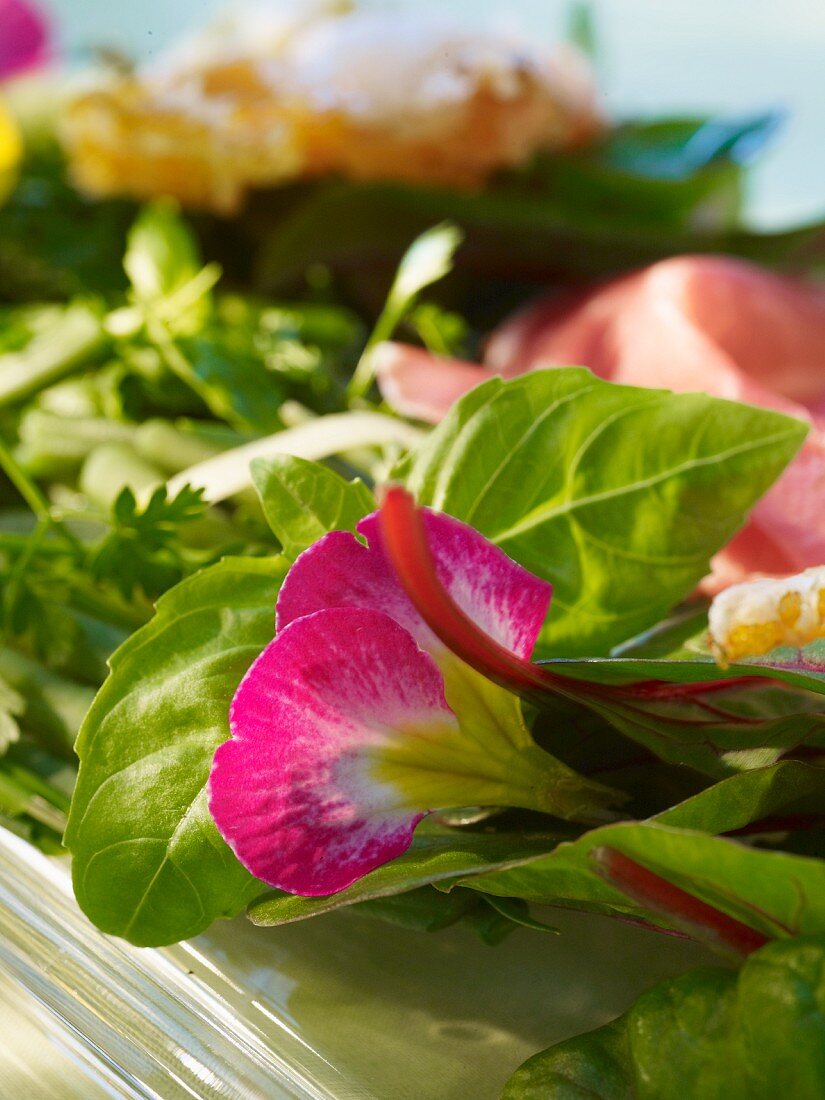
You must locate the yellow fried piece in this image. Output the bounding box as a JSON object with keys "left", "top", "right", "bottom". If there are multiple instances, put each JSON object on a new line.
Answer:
{"left": 61, "top": 2, "right": 602, "bottom": 213}
{"left": 708, "top": 566, "right": 825, "bottom": 664}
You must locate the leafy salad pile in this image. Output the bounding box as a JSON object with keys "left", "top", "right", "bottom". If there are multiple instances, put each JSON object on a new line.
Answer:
{"left": 1, "top": 93, "right": 824, "bottom": 1098}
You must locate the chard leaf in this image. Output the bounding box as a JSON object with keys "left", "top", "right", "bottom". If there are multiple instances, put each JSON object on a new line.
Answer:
{"left": 251, "top": 454, "right": 375, "bottom": 560}
{"left": 536, "top": 639, "right": 825, "bottom": 777}
{"left": 399, "top": 369, "right": 806, "bottom": 656}
{"left": 457, "top": 819, "right": 825, "bottom": 939}
{"left": 65, "top": 556, "right": 287, "bottom": 946}
{"left": 544, "top": 639, "right": 825, "bottom": 696}
{"left": 248, "top": 764, "right": 825, "bottom": 932}
{"left": 588, "top": 679, "right": 825, "bottom": 778}
{"left": 503, "top": 936, "right": 825, "bottom": 1100}
{"left": 653, "top": 761, "right": 825, "bottom": 834}
{"left": 247, "top": 824, "right": 562, "bottom": 927}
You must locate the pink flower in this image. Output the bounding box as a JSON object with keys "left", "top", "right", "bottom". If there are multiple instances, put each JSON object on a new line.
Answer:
{"left": 0, "top": 0, "right": 50, "bottom": 82}
{"left": 375, "top": 256, "right": 825, "bottom": 588}
{"left": 208, "top": 491, "right": 617, "bottom": 896}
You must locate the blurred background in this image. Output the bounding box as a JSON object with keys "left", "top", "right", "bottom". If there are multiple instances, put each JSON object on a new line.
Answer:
{"left": 46, "top": 0, "right": 825, "bottom": 229}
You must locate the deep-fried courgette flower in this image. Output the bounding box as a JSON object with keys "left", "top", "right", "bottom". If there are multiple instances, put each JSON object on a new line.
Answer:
{"left": 0, "top": 0, "right": 50, "bottom": 194}
{"left": 209, "top": 495, "right": 617, "bottom": 896}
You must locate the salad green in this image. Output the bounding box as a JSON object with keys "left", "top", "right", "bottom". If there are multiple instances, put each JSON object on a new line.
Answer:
{"left": 1, "top": 90, "right": 824, "bottom": 1097}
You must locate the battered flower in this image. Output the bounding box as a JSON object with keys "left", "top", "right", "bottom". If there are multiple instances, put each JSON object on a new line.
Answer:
{"left": 709, "top": 566, "right": 825, "bottom": 664}
{"left": 61, "top": 1, "right": 601, "bottom": 213}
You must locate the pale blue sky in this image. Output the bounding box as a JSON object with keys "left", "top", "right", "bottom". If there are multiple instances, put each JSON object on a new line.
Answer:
{"left": 47, "top": 0, "right": 825, "bottom": 228}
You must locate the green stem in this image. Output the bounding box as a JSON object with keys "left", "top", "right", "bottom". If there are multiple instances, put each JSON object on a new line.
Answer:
{"left": 0, "top": 434, "right": 52, "bottom": 523}
{"left": 146, "top": 316, "right": 249, "bottom": 433}
{"left": 0, "top": 433, "right": 84, "bottom": 554}
{"left": 0, "top": 302, "right": 107, "bottom": 408}
{"left": 346, "top": 300, "right": 401, "bottom": 402}
{"left": 0, "top": 532, "right": 66, "bottom": 555}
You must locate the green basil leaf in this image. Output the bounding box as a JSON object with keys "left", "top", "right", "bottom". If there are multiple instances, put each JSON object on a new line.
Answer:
{"left": 65, "top": 556, "right": 286, "bottom": 946}
{"left": 399, "top": 369, "right": 806, "bottom": 656}
{"left": 251, "top": 454, "right": 375, "bottom": 560}
{"left": 503, "top": 935, "right": 825, "bottom": 1100}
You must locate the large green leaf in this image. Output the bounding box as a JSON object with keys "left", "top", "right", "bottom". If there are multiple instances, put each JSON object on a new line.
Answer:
{"left": 399, "top": 369, "right": 806, "bottom": 656}
{"left": 251, "top": 454, "right": 374, "bottom": 560}
{"left": 503, "top": 936, "right": 825, "bottom": 1100}
{"left": 252, "top": 176, "right": 823, "bottom": 296}
{"left": 65, "top": 556, "right": 286, "bottom": 946}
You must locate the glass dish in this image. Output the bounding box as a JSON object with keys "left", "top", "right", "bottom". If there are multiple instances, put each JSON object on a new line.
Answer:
{"left": 1, "top": 824, "right": 711, "bottom": 1099}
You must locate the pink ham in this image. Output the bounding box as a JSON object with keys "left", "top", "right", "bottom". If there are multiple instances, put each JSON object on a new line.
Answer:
{"left": 375, "top": 255, "right": 825, "bottom": 589}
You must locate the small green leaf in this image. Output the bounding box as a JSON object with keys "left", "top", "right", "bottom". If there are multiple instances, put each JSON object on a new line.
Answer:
{"left": 89, "top": 484, "right": 208, "bottom": 600}
{"left": 388, "top": 222, "right": 463, "bottom": 306}
{"left": 399, "top": 369, "right": 806, "bottom": 656}
{"left": 503, "top": 936, "right": 825, "bottom": 1100}
{"left": 65, "top": 556, "right": 287, "bottom": 946}
{"left": 124, "top": 201, "right": 201, "bottom": 304}
{"left": 347, "top": 221, "right": 462, "bottom": 398}
{"left": 250, "top": 454, "right": 375, "bottom": 560}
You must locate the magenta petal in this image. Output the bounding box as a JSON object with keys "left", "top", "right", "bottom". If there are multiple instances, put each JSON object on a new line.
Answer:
{"left": 277, "top": 508, "right": 551, "bottom": 661}
{"left": 0, "top": 0, "right": 50, "bottom": 81}
{"left": 209, "top": 607, "right": 456, "bottom": 895}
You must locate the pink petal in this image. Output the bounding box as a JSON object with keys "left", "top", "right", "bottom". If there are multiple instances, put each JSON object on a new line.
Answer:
{"left": 209, "top": 607, "right": 454, "bottom": 895}
{"left": 0, "top": 0, "right": 50, "bottom": 81}
{"left": 277, "top": 507, "right": 552, "bottom": 661}
{"left": 373, "top": 341, "right": 493, "bottom": 424}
